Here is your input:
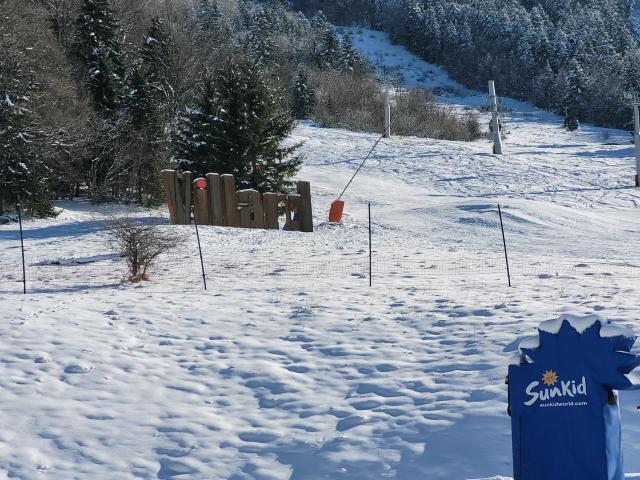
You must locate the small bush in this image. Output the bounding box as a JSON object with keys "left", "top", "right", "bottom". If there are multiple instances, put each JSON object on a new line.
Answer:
{"left": 311, "top": 70, "right": 385, "bottom": 132}
{"left": 311, "top": 71, "right": 481, "bottom": 141}
{"left": 108, "top": 219, "right": 184, "bottom": 283}
{"left": 393, "top": 88, "right": 481, "bottom": 141}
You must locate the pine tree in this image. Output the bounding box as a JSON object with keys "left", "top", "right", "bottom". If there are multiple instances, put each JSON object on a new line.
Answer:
{"left": 310, "top": 10, "right": 330, "bottom": 33}
{"left": 339, "top": 31, "right": 354, "bottom": 71}
{"left": 292, "top": 68, "right": 315, "bottom": 119}
{"left": 316, "top": 28, "right": 341, "bottom": 70}
{"left": 339, "top": 31, "right": 366, "bottom": 73}
{"left": 0, "top": 60, "right": 53, "bottom": 216}
{"left": 214, "top": 60, "right": 302, "bottom": 192}
{"left": 126, "top": 17, "right": 174, "bottom": 205}
{"left": 196, "top": 0, "right": 225, "bottom": 42}
{"left": 311, "top": 11, "right": 340, "bottom": 70}
{"left": 532, "top": 61, "right": 556, "bottom": 109}
{"left": 173, "top": 77, "right": 221, "bottom": 180}
{"left": 75, "top": 0, "right": 124, "bottom": 115}
{"left": 174, "top": 60, "right": 301, "bottom": 192}
{"left": 562, "top": 58, "right": 587, "bottom": 117}
{"left": 247, "top": 8, "right": 276, "bottom": 68}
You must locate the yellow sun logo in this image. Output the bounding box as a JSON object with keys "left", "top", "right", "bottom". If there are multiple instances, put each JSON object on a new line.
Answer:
{"left": 542, "top": 370, "right": 558, "bottom": 386}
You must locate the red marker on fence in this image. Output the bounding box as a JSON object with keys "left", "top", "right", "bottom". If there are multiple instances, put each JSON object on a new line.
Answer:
{"left": 194, "top": 177, "right": 207, "bottom": 190}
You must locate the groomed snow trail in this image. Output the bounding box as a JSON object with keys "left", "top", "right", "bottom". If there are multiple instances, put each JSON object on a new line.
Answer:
{"left": 1, "top": 29, "right": 640, "bottom": 480}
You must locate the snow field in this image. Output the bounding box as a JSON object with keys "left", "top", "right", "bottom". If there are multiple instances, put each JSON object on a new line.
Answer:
{"left": 1, "top": 27, "right": 640, "bottom": 480}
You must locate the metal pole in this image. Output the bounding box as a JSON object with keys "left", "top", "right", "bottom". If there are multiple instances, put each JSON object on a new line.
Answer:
{"left": 17, "top": 202, "right": 26, "bottom": 294}
{"left": 368, "top": 202, "right": 372, "bottom": 287}
{"left": 384, "top": 85, "right": 391, "bottom": 139}
{"left": 498, "top": 204, "right": 511, "bottom": 288}
{"left": 192, "top": 207, "right": 207, "bottom": 291}
{"left": 489, "top": 80, "right": 504, "bottom": 154}
{"left": 634, "top": 93, "right": 640, "bottom": 187}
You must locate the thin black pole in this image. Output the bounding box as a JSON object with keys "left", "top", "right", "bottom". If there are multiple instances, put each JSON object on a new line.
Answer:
{"left": 17, "top": 202, "right": 26, "bottom": 294}
{"left": 368, "top": 202, "right": 372, "bottom": 287}
{"left": 192, "top": 207, "right": 207, "bottom": 291}
{"left": 498, "top": 204, "right": 512, "bottom": 287}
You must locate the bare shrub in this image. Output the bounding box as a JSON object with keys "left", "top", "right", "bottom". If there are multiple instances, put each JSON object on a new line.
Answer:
{"left": 311, "top": 72, "right": 480, "bottom": 141}
{"left": 393, "top": 88, "right": 481, "bottom": 141}
{"left": 311, "top": 70, "right": 385, "bottom": 132}
{"left": 108, "top": 219, "right": 184, "bottom": 283}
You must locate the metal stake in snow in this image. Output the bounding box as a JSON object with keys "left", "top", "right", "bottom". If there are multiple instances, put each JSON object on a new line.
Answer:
{"left": 633, "top": 93, "right": 640, "bottom": 187}
{"left": 17, "top": 201, "right": 26, "bottom": 295}
{"left": 498, "top": 204, "right": 512, "bottom": 288}
{"left": 192, "top": 206, "right": 207, "bottom": 291}
{"left": 368, "top": 202, "right": 372, "bottom": 287}
{"left": 384, "top": 85, "right": 391, "bottom": 139}
{"left": 489, "top": 80, "right": 503, "bottom": 155}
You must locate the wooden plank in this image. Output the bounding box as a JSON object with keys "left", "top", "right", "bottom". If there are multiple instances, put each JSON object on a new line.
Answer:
{"left": 175, "top": 171, "right": 192, "bottom": 225}
{"left": 221, "top": 174, "right": 237, "bottom": 227}
{"left": 262, "top": 192, "right": 279, "bottom": 230}
{"left": 284, "top": 194, "right": 301, "bottom": 231}
{"left": 236, "top": 189, "right": 264, "bottom": 229}
{"left": 296, "top": 181, "right": 313, "bottom": 233}
{"left": 206, "top": 173, "right": 224, "bottom": 226}
{"left": 236, "top": 190, "right": 251, "bottom": 228}
{"left": 252, "top": 190, "right": 264, "bottom": 229}
{"left": 161, "top": 169, "right": 177, "bottom": 224}
{"left": 193, "top": 184, "right": 211, "bottom": 225}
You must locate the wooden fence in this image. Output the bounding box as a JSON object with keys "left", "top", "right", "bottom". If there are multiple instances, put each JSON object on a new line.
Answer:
{"left": 162, "top": 170, "right": 313, "bottom": 232}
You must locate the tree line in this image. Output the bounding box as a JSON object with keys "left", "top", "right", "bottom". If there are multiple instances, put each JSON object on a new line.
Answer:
{"left": 295, "top": 0, "right": 640, "bottom": 130}
{"left": 1, "top": 0, "right": 485, "bottom": 217}
{"left": 0, "top": 0, "right": 377, "bottom": 216}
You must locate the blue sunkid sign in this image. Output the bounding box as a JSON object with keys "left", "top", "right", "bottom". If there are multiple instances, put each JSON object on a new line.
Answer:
{"left": 508, "top": 315, "right": 640, "bottom": 480}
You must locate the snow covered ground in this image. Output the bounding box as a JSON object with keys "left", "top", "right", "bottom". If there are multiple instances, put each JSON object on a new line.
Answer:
{"left": 2, "top": 29, "right": 640, "bottom": 480}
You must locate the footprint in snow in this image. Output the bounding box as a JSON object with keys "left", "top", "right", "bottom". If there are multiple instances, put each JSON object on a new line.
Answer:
{"left": 64, "top": 364, "right": 94, "bottom": 374}
{"left": 35, "top": 356, "right": 51, "bottom": 364}
{"left": 352, "top": 399, "right": 383, "bottom": 410}
{"left": 375, "top": 364, "right": 398, "bottom": 372}
{"left": 157, "top": 459, "right": 197, "bottom": 479}
{"left": 336, "top": 415, "right": 366, "bottom": 432}
{"left": 467, "top": 389, "right": 497, "bottom": 402}
{"left": 238, "top": 432, "right": 279, "bottom": 443}
{"left": 286, "top": 365, "right": 309, "bottom": 374}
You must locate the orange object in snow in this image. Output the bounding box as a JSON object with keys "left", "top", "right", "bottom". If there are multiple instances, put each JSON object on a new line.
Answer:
{"left": 329, "top": 200, "right": 345, "bottom": 223}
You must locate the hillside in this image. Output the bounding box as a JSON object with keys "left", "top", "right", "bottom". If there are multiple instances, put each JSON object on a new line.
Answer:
{"left": 2, "top": 24, "right": 640, "bottom": 480}
{"left": 297, "top": 0, "right": 640, "bottom": 129}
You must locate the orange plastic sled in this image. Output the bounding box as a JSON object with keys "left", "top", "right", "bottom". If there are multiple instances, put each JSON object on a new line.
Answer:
{"left": 328, "top": 200, "right": 345, "bottom": 223}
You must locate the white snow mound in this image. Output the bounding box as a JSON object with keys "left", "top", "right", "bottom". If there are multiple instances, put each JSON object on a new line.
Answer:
{"left": 520, "top": 314, "right": 636, "bottom": 352}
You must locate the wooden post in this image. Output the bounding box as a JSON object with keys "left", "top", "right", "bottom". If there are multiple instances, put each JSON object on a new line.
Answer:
{"left": 489, "top": 80, "right": 504, "bottom": 155}
{"left": 206, "top": 173, "right": 224, "bottom": 226}
{"left": 193, "top": 180, "right": 211, "bottom": 225}
{"left": 384, "top": 85, "right": 391, "bottom": 139}
{"left": 236, "top": 189, "right": 264, "bottom": 229}
{"left": 296, "top": 181, "right": 313, "bottom": 233}
{"left": 162, "top": 169, "right": 177, "bottom": 224}
{"left": 175, "top": 171, "right": 192, "bottom": 225}
{"left": 263, "top": 192, "right": 279, "bottom": 230}
{"left": 221, "top": 174, "right": 237, "bottom": 227}
{"left": 284, "top": 194, "right": 301, "bottom": 231}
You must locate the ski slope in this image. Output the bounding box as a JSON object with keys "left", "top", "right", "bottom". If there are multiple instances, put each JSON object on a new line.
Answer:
{"left": 1, "top": 29, "right": 640, "bottom": 480}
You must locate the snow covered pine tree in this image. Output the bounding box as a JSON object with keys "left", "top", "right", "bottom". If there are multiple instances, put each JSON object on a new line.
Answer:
{"left": 174, "top": 60, "right": 301, "bottom": 193}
